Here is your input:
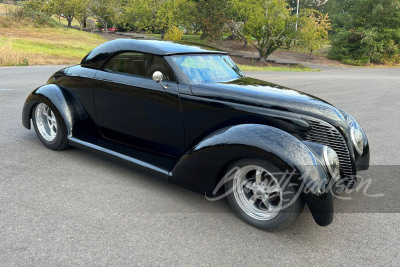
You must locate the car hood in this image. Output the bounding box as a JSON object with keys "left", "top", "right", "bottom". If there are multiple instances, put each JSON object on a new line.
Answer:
{"left": 190, "top": 77, "right": 347, "bottom": 129}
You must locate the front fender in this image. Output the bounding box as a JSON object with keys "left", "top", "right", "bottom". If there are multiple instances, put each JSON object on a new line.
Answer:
{"left": 170, "top": 124, "right": 333, "bottom": 226}
{"left": 22, "top": 84, "right": 91, "bottom": 137}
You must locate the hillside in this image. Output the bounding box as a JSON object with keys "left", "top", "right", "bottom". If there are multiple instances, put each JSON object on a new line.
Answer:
{"left": 0, "top": 3, "right": 18, "bottom": 14}
{"left": 0, "top": 17, "right": 107, "bottom": 66}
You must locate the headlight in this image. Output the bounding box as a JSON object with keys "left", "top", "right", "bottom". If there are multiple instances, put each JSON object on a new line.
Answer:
{"left": 351, "top": 127, "right": 364, "bottom": 155}
{"left": 340, "top": 109, "right": 366, "bottom": 156}
{"left": 323, "top": 146, "right": 340, "bottom": 181}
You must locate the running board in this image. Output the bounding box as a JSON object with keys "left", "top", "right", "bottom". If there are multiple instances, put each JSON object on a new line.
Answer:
{"left": 68, "top": 137, "right": 172, "bottom": 180}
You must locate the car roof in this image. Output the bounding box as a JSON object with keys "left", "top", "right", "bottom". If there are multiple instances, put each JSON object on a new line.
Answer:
{"left": 81, "top": 39, "right": 226, "bottom": 69}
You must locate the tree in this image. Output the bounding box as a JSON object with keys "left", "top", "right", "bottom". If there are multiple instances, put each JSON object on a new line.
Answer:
{"left": 122, "top": 0, "right": 194, "bottom": 38}
{"left": 287, "top": 0, "right": 329, "bottom": 12}
{"left": 122, "top": 0, "right": 153, "bottom": 32}
{"left": 74, "top": 0, "right": 91, "bottom": 30}
{"left": 231, "top": 0, "right": 296, "bottom": 62}
{"left": 298, "top": 9, "right": 331, "bottom": 59}
{"left": 327, "top": 0, "right": 400, "bottom": 65}
{"left": 23, "top": 0, "right": 47, "bottom": 13}
{"left": 90, "top": 0, "right": 120, "bottom": 32}
{"left": 153, "top": 0, "right": 193, "bottom": 39}
{"left": 196, "top": 0, "right": 230, "bottom": 39}
{"left": 49, "top": 0, "right": 79, "bottom": 27}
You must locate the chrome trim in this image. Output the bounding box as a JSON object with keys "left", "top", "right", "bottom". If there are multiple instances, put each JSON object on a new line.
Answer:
{"left": 350, "top": 127, "right": 364, "bottom": 155}
{"left": 323, "top": 146, "right": 340, "bottom": 181}
{"left": 152, "top": 71, "right": 168, "bottom": 90}
{"left": 68, "top": 137, "right": 169, "bottom": 175}
{"left": 305, "top": 118, "right": 354, "bottom": 180}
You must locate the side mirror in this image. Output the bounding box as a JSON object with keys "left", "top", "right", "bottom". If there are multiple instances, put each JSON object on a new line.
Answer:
{"left": 152, "top": 71, "right": 168, "bottom": 89}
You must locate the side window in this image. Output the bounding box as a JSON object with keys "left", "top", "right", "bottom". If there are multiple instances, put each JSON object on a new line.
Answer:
{"left": 105, "top": 52, "right": 176, "bottom": 81}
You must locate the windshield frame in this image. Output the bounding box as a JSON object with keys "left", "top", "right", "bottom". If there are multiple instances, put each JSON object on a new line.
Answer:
{"left": 169, "top": 53, "right": 244, "bottom": 84}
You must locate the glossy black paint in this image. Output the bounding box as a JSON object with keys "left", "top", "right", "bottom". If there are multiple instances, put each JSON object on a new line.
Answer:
{"left": 81, "top": 39, "right": 225, "bottom": 70}
{"left": 22, "top": 39, "right": 370, "bottom": 227}
{"left": 93, "top": 70, "right": 184, "bottom": 156}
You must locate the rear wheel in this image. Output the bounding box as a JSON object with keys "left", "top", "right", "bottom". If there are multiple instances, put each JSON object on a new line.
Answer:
{"left": 225, "top": 159, "right": 304, "bottom": 230}
{"left": 32, "top": 103, "right": 69, "bottom": 151}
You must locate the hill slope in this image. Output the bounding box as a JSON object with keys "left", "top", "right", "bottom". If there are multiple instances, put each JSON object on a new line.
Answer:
{"left": 0, "top": 18, "right": 106, "bottom": 66}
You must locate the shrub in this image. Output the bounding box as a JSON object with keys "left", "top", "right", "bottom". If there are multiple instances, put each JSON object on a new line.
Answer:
{"left": 6, "top": 6, "right": 60, "bottom": 27}
{"left": 164, "top": 26, "right": 184, "bottom": 41}
{"left": 328, "top": 0, "right": 400, "bottom": 65}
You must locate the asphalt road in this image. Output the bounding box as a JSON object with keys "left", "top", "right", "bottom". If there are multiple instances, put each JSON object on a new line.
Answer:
{"left": 1, "top": 66, "right": 399, "bottom": 266}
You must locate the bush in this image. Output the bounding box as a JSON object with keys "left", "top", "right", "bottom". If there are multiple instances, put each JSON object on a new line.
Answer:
{"left": 164, "top": 26, "right": 184, "bottom": 41}
{"left": 328, "top": 28, "right": 400, "bottom": 65}
{"left": 7, "top": 6, "right": 60, "bottom": 27}
{"left": 327, "top": 0, "right": 400, "bottom": 65}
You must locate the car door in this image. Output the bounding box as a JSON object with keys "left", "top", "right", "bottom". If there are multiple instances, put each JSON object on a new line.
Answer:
{"left": 93, "top": 52, "right": 184, "bottom": 157}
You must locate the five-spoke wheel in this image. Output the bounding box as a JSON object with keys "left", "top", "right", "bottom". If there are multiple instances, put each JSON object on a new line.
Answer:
{"left": 225, "top": 159, "right": 304, "bottom": 230}
{"left": 32, "top": 102, "right": 68, "bottom": 150}
{"left": 34, "top": 103, "right": 58, "bottom": 142}
{"left": 233, "top": 165, "right": 283, "bottom": 221}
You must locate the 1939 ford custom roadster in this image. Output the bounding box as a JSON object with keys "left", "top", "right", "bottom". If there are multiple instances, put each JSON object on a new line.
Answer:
{"left": 22, "top": 39, "right": 370, "bottom": 230}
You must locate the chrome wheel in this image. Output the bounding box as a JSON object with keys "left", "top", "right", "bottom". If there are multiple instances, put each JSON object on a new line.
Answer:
{"left": 34, "top": 103, "right": 58, "bottom": 142}
{"left": 233, "top": 165, "right": 283, "bottom": 221}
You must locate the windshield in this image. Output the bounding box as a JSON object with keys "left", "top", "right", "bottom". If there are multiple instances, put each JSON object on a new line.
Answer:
{"left": 171, "top": 54, "right": 244, "bottom": 83}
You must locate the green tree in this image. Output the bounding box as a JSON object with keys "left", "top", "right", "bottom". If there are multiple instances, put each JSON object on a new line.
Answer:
{"left": 196, "top": 0, "right": 229, "bottom": 39}
{"left": 49, "top": 0, "right": 79, "bottom": 27}
{"left": 123, "top": 0, "right": 194, "bottom": 38}
{"left": 90, "top": 0, "right": 120, "bottom": 32}
{"left": 74, "top": 0, "right": 91, "bottom": 30}
{"left": 287, "top": 0, "right": 328, "bottom": 12}
{"left": 122, "top": 0, "right": 153, "bottom": 31}
{"left": 153, "top": 0, "right": 194, "bottom": 38}
{"left": 328, "top": 0, "right": 400, "bottom": 65}
{"left": 23, "top": 0, "right": 47, "bottom": 13}
{"left": 298, "top": 8, "right": 331, "bottom": 59}
{"left": 231, "top": 0, "right": 296, "bottom": 62}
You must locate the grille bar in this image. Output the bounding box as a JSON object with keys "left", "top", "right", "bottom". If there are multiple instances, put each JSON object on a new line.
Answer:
{"left": 305, "top": 118, "right": 354, "bottom": 179}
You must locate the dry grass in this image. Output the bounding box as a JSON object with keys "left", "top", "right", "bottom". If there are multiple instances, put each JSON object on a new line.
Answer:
{"left": 0, "top": 3, "right": 18, "bottom": 14}
{"left": 0, "top": 40, "right": 26, "bottom": 66}
{"left": 0, "top": 17, "right": 107, "bottom": 66}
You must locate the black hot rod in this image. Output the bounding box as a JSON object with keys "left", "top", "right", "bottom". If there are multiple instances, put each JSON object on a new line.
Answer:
{"left": 22, "top": 39, "right": 369, "bottom": 230}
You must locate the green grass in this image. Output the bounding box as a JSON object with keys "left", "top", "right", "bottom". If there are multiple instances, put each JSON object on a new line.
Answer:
{"left": 237, "top": 64, "right": 320, "bottom": 72}
{"left": 0, "top": 24, "right": 107, "bottom": 66}
{"left": 52, "top": 16, "right": 81, "bottom": 27}
{"left": 52, "top": 16, "right": 98, "bottom": 28}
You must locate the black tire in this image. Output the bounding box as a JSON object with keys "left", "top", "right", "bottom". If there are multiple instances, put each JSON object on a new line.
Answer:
{"left": 225, "top": 159, "right": 304, "bottom": 230}
{"left": 32, "top": 102, "right": 69, "bottom": 151}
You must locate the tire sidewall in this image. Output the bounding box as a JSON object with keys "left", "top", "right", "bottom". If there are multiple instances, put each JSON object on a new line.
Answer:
{"left": 225, "top": 159, "right": 304, "bottom": 230}
{"left": 32, "top": 101, "right": 68, "bottom": 151}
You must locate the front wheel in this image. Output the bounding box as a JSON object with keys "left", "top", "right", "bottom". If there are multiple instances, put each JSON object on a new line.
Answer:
{"left": 32, "top": 102, "right": 69, "bottom": 151}
{"left": 225, "top": 159, "right": 304, "bottom": 230}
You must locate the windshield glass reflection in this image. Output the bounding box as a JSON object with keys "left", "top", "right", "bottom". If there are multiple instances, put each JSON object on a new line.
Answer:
{"left": 172, "top": 54, "right": 244, "bottom": 83}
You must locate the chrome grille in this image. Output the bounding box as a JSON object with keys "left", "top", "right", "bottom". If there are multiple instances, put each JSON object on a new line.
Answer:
{"left": 305, "top": 118, "right": 354, "bottom": 179}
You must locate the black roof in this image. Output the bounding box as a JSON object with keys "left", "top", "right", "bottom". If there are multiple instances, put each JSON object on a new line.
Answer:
{"left": 81, "top": 39, "right": 226, "bottom": 69}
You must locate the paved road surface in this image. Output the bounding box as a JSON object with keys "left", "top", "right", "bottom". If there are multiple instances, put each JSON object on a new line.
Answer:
{"left": 1, "top": 66, "right": 399, "bottom": 266}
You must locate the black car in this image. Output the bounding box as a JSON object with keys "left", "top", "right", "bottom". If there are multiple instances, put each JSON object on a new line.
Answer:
{"left": 22, "top": 39, "right": 370, "bottom": 230}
